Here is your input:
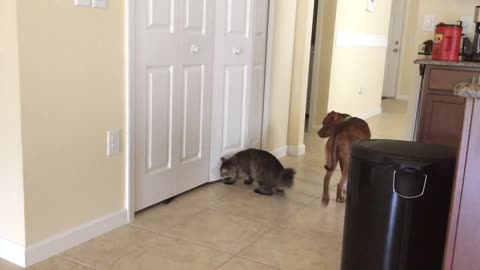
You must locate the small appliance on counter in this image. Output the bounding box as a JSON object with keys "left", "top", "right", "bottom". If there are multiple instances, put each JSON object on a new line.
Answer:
{"left": 462, "top": 36, "right": 473, "bottom": 61}
{"left": 432, "top": 22, "right": 463, "bottom": 61}
{"left": 418, "top": 40, "right": 433, "bottom": 57}
{"left": 472, "top": 6, "right": 480, "bottom": 61}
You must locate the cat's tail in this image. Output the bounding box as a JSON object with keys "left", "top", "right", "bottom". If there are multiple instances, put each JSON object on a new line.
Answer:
{"left": 279, "top": 168, "right": 296, "bottom": 188}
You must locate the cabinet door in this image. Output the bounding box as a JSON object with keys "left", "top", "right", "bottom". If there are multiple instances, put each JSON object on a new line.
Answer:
{"left": 451, "top": 100, "right": 480, "bottom": 270}
{"left": 419, "top": 94, "right": 466, "bottom": 149}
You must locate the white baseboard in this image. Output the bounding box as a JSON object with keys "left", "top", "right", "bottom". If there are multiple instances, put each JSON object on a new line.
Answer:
{"left": 0, "top": 209, "right": 128, "bottom": 268}
{"left": 0, "top": 238, "right": 26, "bottom": 267}
{"left": 287, "top": 144, "right": 306, "bottom": 156}
{"left": 270, "top": 145, "right": 288, "bottom": 159}
{"left": 357, "top": 107, "right": 382, "bottom": 120}
{"left": 395, "top": 95, "right": 409, "bottom": 101}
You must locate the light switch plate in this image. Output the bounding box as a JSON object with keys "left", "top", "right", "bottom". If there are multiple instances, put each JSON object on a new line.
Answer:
{"left": 423, "top": 15, "right": 436, "bottom": 32}
{"left": 74, "top": 0, "right": 92, "bottom": 7}
{"left": 93, "top": 0, "right": 107, "bottom": 8}
{"left": 107, "top": 129, "right": 121, "bottom": 156}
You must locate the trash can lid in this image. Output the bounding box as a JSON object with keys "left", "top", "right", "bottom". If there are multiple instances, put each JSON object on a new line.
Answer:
{"left": 351, "top": 140, "right": 456, "bottom": 167}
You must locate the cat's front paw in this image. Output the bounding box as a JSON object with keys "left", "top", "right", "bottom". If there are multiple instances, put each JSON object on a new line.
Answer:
{"left": 223, "top": 178, "right": 235, "bottom": 185}
{"left": 254, "top": 188, "right": 273, "bottom": 196}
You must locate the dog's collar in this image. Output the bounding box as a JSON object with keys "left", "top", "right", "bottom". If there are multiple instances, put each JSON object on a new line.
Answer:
{"left": 343, "top": 115, "right": 352, "bottom": 122}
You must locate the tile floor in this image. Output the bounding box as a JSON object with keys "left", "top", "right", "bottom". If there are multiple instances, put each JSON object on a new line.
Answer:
{"left": 1, "top": 99, "right": 407, "bottom": 270}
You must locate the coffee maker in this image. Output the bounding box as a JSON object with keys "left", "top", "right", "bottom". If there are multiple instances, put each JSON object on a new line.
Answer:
{"left": 472, "top": 6, "right": 480, "bottom": 61}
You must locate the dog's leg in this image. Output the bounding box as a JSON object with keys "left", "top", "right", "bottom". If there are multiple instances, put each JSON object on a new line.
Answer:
{"left": 322, "top": 170, "right": 334, "bottom": 205}
{"left": 336, "top": 158, "right": 349, "bottom": 203}
{"left": 322, "top": 138, "right": 338, "bottom": 206}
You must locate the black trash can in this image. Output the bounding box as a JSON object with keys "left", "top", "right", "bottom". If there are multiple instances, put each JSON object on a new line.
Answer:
{"left": 341, "top": 140, "right": 456, "bottom": 270}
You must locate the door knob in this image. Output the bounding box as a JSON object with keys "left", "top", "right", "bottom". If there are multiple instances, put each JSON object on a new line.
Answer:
{"left": 233, "top": 48, "right": 242, "bottom": 55}
{"left": 393, "top": 48, "right": 399, "bottom": 53}
{"left": 191, "top": 44, "right": 199, "bottom": 55}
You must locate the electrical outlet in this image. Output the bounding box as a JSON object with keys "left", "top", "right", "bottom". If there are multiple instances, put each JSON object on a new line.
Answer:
{"left": 107, "top": 129, "right": 121, "bottom": 156}
{"left": 93, "top": 0, "right": 107, "bottom": 8}
{"left": 358, "top": 88, "right": 367, "bottom": 95}
{"left": 75, "top": 0, "right": 92, "bottom": 7}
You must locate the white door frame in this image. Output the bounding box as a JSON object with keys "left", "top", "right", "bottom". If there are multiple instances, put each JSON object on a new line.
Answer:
{"left": 125, "top": 0, "right": 276, "bottom": 221}
{"left": 307, "top": 0, "right": 324, "bottom": 132}
{"left": 382, "top": 0, "right": 407, "bottom": 100}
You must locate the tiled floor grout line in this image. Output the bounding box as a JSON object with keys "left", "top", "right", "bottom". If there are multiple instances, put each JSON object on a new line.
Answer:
{"left": 156, "top": 231, "right": 236, "bottom": 256}
{"left": 212, "top": 256, "right": 234, "bottom": 270}
{"left": 236, "top": 255, "right": 285, "bottom": 270}
{"left": 59, "top": 255, "right": 97, "bottom": 269}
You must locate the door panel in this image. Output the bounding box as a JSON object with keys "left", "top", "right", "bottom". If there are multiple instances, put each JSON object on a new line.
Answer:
{"left": 185, "top": 0, "right": 205, "bottom": 33}
{"left": 182, "top": 65, "right": 204, "bottom": 163}
{"left": 135, "top": 0, "right": 214, "bottom": 211}
{"left": 223, "top": 65, "right": 247, "bottom": 153}
{"left": 419, "top": 94, "right": 465, "bottom": 149}
{"left": 226, "top": 0, "right": 250, "bottom": 36}
{"left": 146, "top": 66, "right": 173, "bottom": 173}
{"left": 248, "top": 65, "right": 266, "bottom": 147}
{"left": 148, "top": 0, "right": 174, "bottom": 31}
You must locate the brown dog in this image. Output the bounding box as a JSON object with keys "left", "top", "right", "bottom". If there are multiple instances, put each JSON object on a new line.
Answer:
{"left": 317, "top": 111, "right": 371, "bottom": 205}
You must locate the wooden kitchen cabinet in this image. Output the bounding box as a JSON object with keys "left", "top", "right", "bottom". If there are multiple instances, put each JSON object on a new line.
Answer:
{"left": 419, "top": 94, "right": 465, "bottom": 149}
{"left": 443, "top": 97, "right": 480, "bottom": 270}
{"left": 415, "top": 64, "right": 479, "bottom": 150}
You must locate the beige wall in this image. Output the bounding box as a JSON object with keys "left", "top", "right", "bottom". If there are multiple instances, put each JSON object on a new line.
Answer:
{"left": 313, "top": 0, "right": 337, "bottom": 127}
{"left": 398, "top": 0, "right": 479, "bottom": 98}
{"left": 327, "top": 0, "right": 393, "bottom": 117}
{"left": 312, "top": 0, "right": 392, "bottom": 126}
{"left": 0, "top": 0, "right": 26, "bottom": 246}
{"left": 287, "top": 0, "right": 315, "bottom": 147}
{"left": 15, "top": 0, "right": 125, "bottom": 244}
{"left": 266, "top": 0, "right": 298, "bottom": 151}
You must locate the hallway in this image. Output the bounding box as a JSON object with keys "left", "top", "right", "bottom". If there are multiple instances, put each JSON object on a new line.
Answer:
{"left": 1, "top": 100, "right": 408, "bottom": 270}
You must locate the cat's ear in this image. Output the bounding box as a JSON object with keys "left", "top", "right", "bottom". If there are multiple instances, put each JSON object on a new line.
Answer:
{"left": 221, "top": 157, "right": 226, "bottom": 162}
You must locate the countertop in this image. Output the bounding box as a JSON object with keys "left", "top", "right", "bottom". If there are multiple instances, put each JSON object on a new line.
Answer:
{"left": 454, "top": 82, "right": 480, "bottom": 99}
{"left": 414, "top": 59, "right": 480, "bottom": 68}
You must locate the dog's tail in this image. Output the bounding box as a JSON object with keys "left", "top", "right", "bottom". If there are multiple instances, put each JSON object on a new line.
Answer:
{"left": 325, "top": 133, "right": 339, "bottom": 172}
{"left": 279, "top": 168, "right": 296, "bottom": 188}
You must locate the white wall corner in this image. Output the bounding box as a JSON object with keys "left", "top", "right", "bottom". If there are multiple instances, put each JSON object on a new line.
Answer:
{"left": 356, "top": 107, "right": 383, "bottom": 120}
{"left": 24, "top": 209, "right": 128, "bottom": 267}
{"left": 0, "top": 238, "right": 26, "bottom": 267}
{"left": 287, "top": 144, "right": 306, "bottom": 156}
{"left": 270, "top": 145, "right": 288, "bottom": 159}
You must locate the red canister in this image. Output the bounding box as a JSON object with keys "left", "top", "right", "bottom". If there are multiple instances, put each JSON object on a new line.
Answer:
{"left": 432, "top": 23, "right": 463, "bottom": 61}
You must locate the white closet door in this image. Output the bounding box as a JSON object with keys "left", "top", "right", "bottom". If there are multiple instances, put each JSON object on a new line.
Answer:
{"left": 248, "top": 0, "right": 269, "bottom": 148}
{"left": 135, "top": 0, "right": 215, "bottom": 211}
{"left": 210, "top": 0, "right": 270, "bottom": 179}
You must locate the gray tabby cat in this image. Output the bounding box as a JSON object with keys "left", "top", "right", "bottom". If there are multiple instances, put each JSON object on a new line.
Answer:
{"left": 220, "top": 149, "right": 296, "bottom": 195}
